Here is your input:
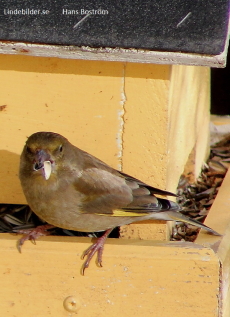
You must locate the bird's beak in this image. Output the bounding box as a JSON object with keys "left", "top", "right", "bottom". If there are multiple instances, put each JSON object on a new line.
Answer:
{"left": 33, "top": 149, "right": 52, "bottom": 180}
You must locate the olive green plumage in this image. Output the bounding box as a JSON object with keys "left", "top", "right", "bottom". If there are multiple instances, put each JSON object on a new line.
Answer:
{"left": 19, "top": 131, "right": 219, "bottom": 235}
{"left": 19, "top": 132, "right": 220, "bottom": 271}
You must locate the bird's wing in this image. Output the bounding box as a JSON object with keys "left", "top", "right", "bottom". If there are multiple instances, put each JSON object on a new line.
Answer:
{"left": 74, "top": 166, "right": 179, "bottom": 216}
{"left": 74, "top": 167, "right": 133, "bottom": 214}
{"left": 80, "top": 151, "right": 177, "bottom": 197}
{"left": 118, "top": 171, "right": 177, "bottom": 197}
{"left": 72, "top": 160, "right": 220, "bottom": 236}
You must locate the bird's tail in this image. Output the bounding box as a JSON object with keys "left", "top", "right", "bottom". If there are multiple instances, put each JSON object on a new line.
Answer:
{"left": 167, "top": 211, "right": 221, "bottom": 236}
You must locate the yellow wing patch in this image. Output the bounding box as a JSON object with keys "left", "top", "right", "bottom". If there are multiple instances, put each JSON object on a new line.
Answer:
{"left": 97, "top": 209, "right": 148, "bottom": 217}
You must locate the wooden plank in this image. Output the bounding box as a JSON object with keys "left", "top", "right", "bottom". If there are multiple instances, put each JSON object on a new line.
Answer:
{"left": 0, "top": 42, "right": 228, "bottom": 67}
{"left": 197, "top": 168, "right": 230, "bottom": 317}
{"left": 0, "top": 234, "right": 220, "bottom": 317}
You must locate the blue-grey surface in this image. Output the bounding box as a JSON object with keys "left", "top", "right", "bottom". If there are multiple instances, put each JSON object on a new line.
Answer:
{"left": 0, "top": 0, "right": 229, "bottom": 55}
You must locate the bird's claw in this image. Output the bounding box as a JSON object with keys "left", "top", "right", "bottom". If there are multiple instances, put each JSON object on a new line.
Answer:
{"left": 17, "top": 233, "right": 36, "bottom": 253}
{"left": 81, "top": 242, "right": 104, "bottom": 275}
{"left": 14, "top": 224, "right": 55, "bottom": 253}
{"left": 81, "top": 228, "right": 113, "bottom": 275}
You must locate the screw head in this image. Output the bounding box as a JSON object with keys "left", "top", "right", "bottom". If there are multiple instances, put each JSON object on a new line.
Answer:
{"left": 63, "top": 296, "right": 82, "bottom": 313}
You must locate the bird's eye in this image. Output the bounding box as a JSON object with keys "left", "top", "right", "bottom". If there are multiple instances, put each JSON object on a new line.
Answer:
{"left": 26, "top": 146, "right": 33, "bottom": 154}
{"left": 58, "top": 145, "right": 63, "bottom": 152}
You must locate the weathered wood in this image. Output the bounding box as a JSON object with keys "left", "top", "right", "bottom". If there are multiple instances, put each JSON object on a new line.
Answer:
{"left": 0, "top": 42, "right": 228, "bottom": 67}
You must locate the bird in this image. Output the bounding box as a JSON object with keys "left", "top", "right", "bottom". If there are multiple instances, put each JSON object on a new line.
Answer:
{"left": 18, "top": 131, "right": 220, "bottom": 274}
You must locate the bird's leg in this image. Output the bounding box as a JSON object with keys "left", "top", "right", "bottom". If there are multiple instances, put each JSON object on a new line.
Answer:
{"left": 14, "top": 224, "right": 55, "bottom": 252}
{"left": 81, "top": 228, "right": 113, "bottom": 275}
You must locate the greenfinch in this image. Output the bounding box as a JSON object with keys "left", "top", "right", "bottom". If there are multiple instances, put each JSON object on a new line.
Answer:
{"left": 19, "top": 132, "right": 220, "bottom": 273}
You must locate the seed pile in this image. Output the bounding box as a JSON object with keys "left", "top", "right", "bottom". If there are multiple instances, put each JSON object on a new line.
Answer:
{"left": 172, "top": 142, "right": 230, "bottom": 242}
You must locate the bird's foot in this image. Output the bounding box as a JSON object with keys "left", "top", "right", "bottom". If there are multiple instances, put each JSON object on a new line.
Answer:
{"left": 81, "top": 228, "right": 113, "bottom": 275}
{"left": 14, "top": 224, "right": 55, "bottom": 252}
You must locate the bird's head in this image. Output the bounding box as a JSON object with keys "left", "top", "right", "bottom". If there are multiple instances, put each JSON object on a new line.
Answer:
{"left": 20, "top": 132, "right": 68, "bottom": 180}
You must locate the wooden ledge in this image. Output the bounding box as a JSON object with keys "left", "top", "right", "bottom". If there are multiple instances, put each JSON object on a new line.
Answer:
{"left": 196, "top": 168, "right": 230, "bottom": 317}
{"left": 0, "top": 233, "right": 220, "bottom": 317}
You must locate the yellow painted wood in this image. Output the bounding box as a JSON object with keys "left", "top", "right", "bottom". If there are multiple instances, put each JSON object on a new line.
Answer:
{"left": 0, "top": 55, "right": 124, "bottom": 204}
{"left": 196, "top": 168, "right": 230, "bottom": 317}
{"left": 120, "top": 220, "right": 170, "bottom": 241}
{"left": 167, "top": 65, "right": 210, "bottom": 190}
{"left": 0, "top": 234, "right": 220, "bottom": 317}
{"left": 0, "top": 55, "right": 210, "bottom": 206}
{"left": 122, "top": 64, "right": 210, "bottom": 192}
{"left": 218, "top": 227, "right": 230, "bottom": 317}
{"left": 122, "top": 63, "right": 170, "bottom": 188}
{"left": 196, "top": 168, "right": 230, "bottom": 243}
